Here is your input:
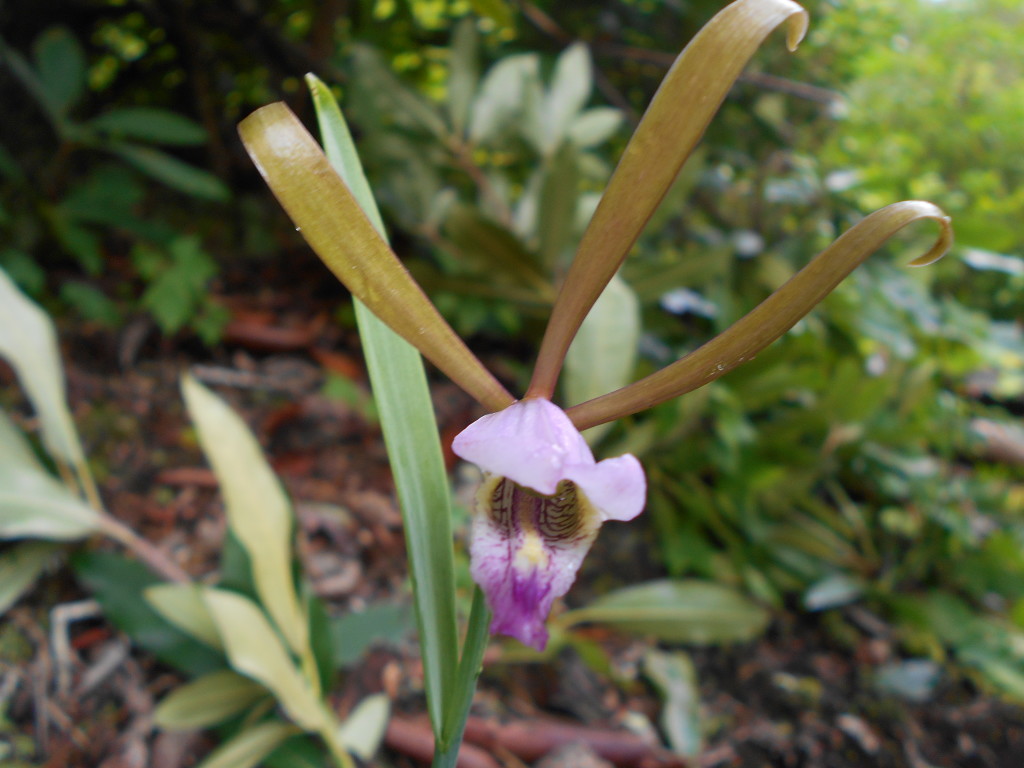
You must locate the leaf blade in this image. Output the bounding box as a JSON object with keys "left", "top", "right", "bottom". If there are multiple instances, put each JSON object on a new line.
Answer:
{"left": 306, "top": 73, "right": 461, "bottom": 740}
{"left": 181, "top": 375, "right": 308, "bottom": 657}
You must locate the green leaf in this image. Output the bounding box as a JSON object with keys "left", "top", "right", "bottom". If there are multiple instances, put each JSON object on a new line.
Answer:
{"left": 447, "top": 19, "right": 479, "bottom": 138}
{"left": 89, "top": 107, "right": 208, "bottom": 145}
{"left": 562, "top": 579, "right": 771, "bottom": 645}
{"left": 181, "top": 375, "right": 309, "bottom": 657}
{"left": 803, "top": 573, "right": 865, "bottom": 611}
{"left": 33, "top": 27, "right": 86, "bottom": 118}
{"left": 0, "top": 541, "right": 62, "bottom": 614}
{"left": 469, "top": 54, "right": 541, "bottom": 144}
{"left": 330, "top": 602, "right": 415, "bottom": 668}
{"left": 563, "top": 274, "right": 639, "bottom": 442}
{"left": 195, "top": 721, "right": 299, "bottom": 768}
{"left": 0, "top": 409, "right": 100, "bottom": 540}
{"left": 140, "top": 236, "right": 218, "bottom": 334}
{"left": 72, "top": 551, "right": 222, "bottom": 675}
{"left": 154, "top": 669, "right": 268, "bottom": 731}
{"left": 443, "top": 205, "right": 551, "bottom": 296}
{"left": 238, "top": 101, "right": 513, "bottom": 413}
{"left": 145, "top": 583, "right": 223, "bottom": 649}
{"left": 468, "top": 0, "right": 514, "bottom": 29}
{"left": 530, "top": 0, "right": 809, "bottom": 402}
{"left": 335, "top": 694, "right": 389, "bottom": 760}
{"left": 541, "top": 43, "right": 592, "bottom": 155}
{"left": 350, "top": 45, "right": 449, "bottom": 140}
{"left": 59, "top": 282, "right": 123, "bottom": 327}
{"left": 537, "top": 142, "right": 582, "bottom": 271}
{"left": 0, "top": 268, "right": 87, "bottom": 466}
{"left": 107, "top": 144, "right": 229, "bottom": 201}
{"left": 50, "top": 218, "right": 104, "bottom": 274}
{"left": 644, "top": 649, "right": 702, "bottom": 757}
{"left": 202, "top": 588, "right": 329, "bottom": 732}
{"left": 567, "top": 107, "right": 623, "bottom": 148}
{"left": 306, "top": 74, "right": 460, "bottom": 740}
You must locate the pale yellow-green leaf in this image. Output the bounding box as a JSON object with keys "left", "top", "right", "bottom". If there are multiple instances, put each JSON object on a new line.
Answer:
{"left": 568, "top": 200, "right": 952, "bottom": 429}
{"left": 202, "top": 588, "right": 329, "bottom": 732}
{"left": 237, "top": 103, "right": 514, "bottom": 412}
{"left": 529, "top": 0, "right": 809, "bottom": 399}
{"left": 194, "top": 720, "right": 299, "bottom": 768}
{"left": 0, "top": 270, "right": 86, "bottom": 466}
{"left": 0, "top": 540, "right": 61, "bottom": 614}
{"left": 154, "top": 669, "right": 268, "bottom": 731}
{"left": 336, "top": 693, "right": 390, "bottom": 760}
{"left": 644, "top": 649, "right": 702, "bottom": 757}
{"left": 145, "top": 583, "right": 223, "bottom": 649}
{"left": 181, "top": 375, "right": 308, "bottom": 656}
{"left": 0, "top": 409, "right": 101, "bottom": 540}
{"left": 563, "top": 274, "right": 639, "bottom": 444}
{"left": 562, "top": 579, "right": 770, "bottom": 644}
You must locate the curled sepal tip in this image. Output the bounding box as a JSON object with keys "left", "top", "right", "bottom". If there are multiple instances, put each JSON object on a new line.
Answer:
{"left": 567, "top": 201, "right": 953, "bottom": 430}
{"left": 527, "top": 0, "right": 809, "bottom": 400}
{"left": 238, "top": 103, "right": 514, "bottom": 413}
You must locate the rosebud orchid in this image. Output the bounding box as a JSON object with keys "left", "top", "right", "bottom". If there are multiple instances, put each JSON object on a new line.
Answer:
{"left": 453, "top": 398, "right": 645, "bottom": 648}
{"left": 240, "top": 0, "right": 952, "bottom": 650}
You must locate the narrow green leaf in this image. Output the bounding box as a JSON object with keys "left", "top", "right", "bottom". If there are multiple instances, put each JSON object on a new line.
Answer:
{"left": 536, "top": 143, "right": 582, "bottom": 274}
{"left": 436, "top": 587, "right": 490, "bottom": 761}
{"left": 238, "top": 102, "right": 513, "bottom": 413}
{"left": 0, "top": 409, "right": 100, "bottom": 540}
{"left": 336, "top": 694, "right": 389, "bottom": 760}
{"left": 202, "top": 588, "right": 329, "bottom": 732}
{"left": 529, "top": 0, "right": 809, "bottom": 399}
{"left": 443, "top": 205, "right": 552, "bottom": 295}
{"left": 568, "top": 201, "right": 953, "bottom": 429}
{"left": 0, "top": 541, "right": 61, "bottom": 614}
{"left": 0, "top": 269, "right": 86, "bottom": 467}
{"left": 181, "top": 375, "right": 309, "bottom": 657}
{"left": 351, "top": 46, "right": 449, "bottom": 140}
{"left": 108, "top": 144, "right": 229, "bottom": 201}
{"left": 145, "top": 583, "right": 223, "bottom": 649}
{"left": 447, "top": 19, "right": 479, "bottom": 138}
{"left": 89, "top": 107, "right": 208, "bottom": 145}
{"left": 561, "top": 579, "right": 770, "bottom": 644}
{"left": 563, "top": 274, "right": 639, "bottom": 442}
{"left": 154, "top": 670, "right": 267, "bottom": 731}
{"left": 195, "top": 721, "right": 299, "bottom": 768}
{"left": 306, "top": 73, "right": 460, "bottom": 739}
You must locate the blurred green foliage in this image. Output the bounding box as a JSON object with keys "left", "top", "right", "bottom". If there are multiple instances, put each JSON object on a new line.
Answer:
{"left": 1, "top": 0, "right": 1022, "bottom": 701}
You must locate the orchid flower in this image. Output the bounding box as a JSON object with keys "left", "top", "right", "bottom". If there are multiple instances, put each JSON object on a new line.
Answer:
{"left": 239, "top": 0, "right": 952, "bottom": 650}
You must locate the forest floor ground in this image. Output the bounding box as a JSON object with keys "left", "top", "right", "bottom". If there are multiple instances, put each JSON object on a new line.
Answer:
{"left": 3, "top": 259, "right": 1024, "bottom": 768}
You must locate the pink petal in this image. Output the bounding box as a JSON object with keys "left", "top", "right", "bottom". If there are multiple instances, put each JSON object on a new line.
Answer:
{"left": 564, "top": 454, "right": 646, "bottom": 522}
{"left": 453, "top": 398, "right": 594, "bottom": 495}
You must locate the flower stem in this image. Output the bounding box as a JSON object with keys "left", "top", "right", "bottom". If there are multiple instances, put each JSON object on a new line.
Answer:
{"left": 433, "top": 587, "right": 491, "bottom": 767}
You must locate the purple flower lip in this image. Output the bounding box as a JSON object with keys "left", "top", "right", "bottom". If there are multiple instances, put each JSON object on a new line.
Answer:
{"left": 453, "top": 398, "right": 646, "bottom": 649}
